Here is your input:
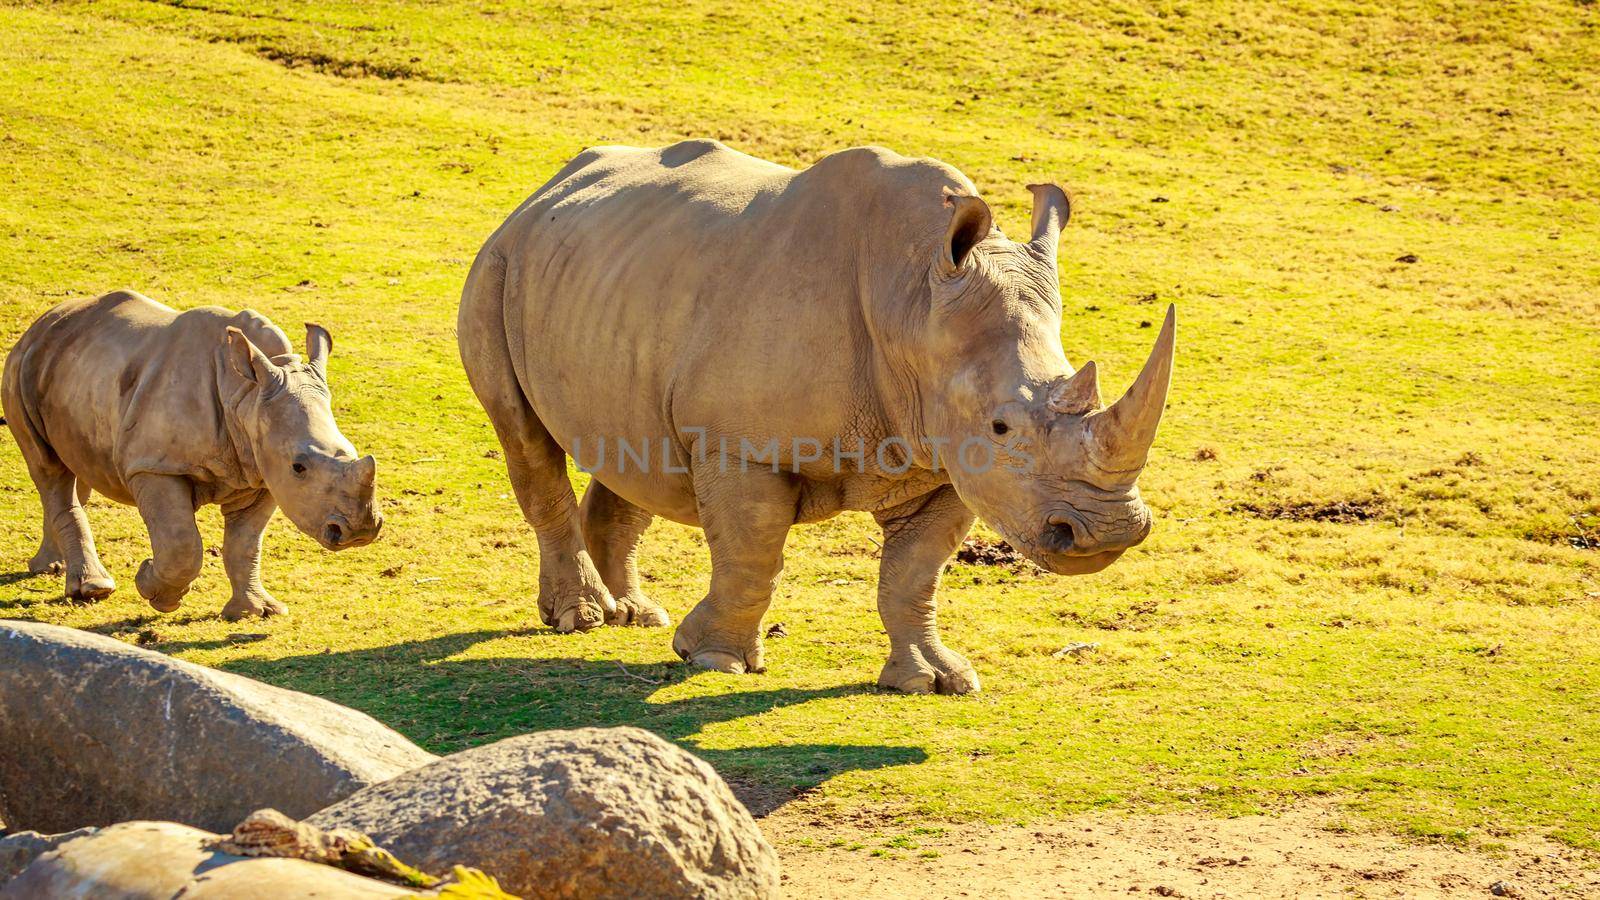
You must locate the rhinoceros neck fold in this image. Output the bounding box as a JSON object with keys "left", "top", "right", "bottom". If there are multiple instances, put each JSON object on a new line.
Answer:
{"left": 849, "top": 249, "right": 926, "bottom": 457}
{"left": 215, "top": 355, "right": 266, "bottom": 490}
{"left": 847, "top": 187, "right": 977, "bottom": 469}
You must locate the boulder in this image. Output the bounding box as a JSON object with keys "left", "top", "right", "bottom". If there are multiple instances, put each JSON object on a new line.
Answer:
{"left": 0, "top": 821, "right": 424, "bottom": 898}
{"left": 0, "top": 620, "right": 437, "bottom": 833}
{"left": 309, "top": 727, "right": 780, "bottom": 899}
{"left": 0, "top": 829, "right": 95, "bottom": 883}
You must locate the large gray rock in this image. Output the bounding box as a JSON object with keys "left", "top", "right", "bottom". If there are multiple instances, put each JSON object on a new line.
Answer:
{"left": 309, "top": 727, "right": 780, "bottom": 899}
{"left": 0, "top": 620, "right": 437, "bottom": 833}
{"left": 0, "top": 821, "right": 421, "bottom": 898}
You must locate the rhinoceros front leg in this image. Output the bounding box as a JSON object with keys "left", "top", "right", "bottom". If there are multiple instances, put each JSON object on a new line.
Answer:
{"left": 875, "top": 485, "right": 981, "bottom": 695}
{"left": 672, "top": 470, "right": 796, "bottom": 674}
{"left": 130, "top": 474, "right": 204, "bottom": 613}
{"left": 581, "top": 479, "right": 670, "bottom": 627}
{"left": 221, "top": 492, "right": 286, "bottom": 620}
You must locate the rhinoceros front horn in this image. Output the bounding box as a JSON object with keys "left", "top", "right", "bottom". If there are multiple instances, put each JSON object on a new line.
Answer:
{"left": 1088, "top": 304, "right": 1176, "bottom": 475}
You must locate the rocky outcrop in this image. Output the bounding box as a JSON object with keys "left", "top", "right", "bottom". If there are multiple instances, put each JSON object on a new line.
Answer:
{"left": 0, "top": 620, "right": 437, "bottom": 833}
{"left": 309, "top": 727, "right": 780, "bottom": 899}
{"left": 0, "top": 829, "right": 95, "bottom": 883}
{"left": 0, "top": 820, "right": 452, "bottom": 898}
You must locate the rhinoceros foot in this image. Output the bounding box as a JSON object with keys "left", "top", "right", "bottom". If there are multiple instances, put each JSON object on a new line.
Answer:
{"left": 136, "top": 559, "right": 190, "bottom": 612}
{"left": 607, "top": 590, "right": 671, "bottom": 628}
{"left": 537, "top": 578, "right": 611, "bottom": 634}
{"left": 878, "top": 643, "right": 981, "bottom": 695}
{"left": 222, "top": 590, "right": 288, "bottom": 621}
{"left": 27, "top": 542, "right": 66, "bottom": 576}
{"left": 64, "top": 568, "right": 115, "bottom": 602}
{"left": 672, "top": 601, "right": 766, "bottom": 674}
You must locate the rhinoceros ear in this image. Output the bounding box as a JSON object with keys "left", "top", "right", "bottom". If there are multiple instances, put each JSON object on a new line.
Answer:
{"left": 304, "top": 323, "right": 332, "bottom": 380}
{"left": 1025, "top": 183, "right": 1071, "bottom": 259}
{"left": 224, "top": 327, "right": 282, "bottom": 389}
{"left": 939, "top": 189, "right": 993, "bottom": 276}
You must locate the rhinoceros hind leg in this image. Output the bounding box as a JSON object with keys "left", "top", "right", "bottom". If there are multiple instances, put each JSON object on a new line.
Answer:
{"left": 474, "top": 388, "right": 614, "bottom": 631}
{"left": 672, "top": 470, "right": 795, "bottom": 674}
{"left": 581, "top": 479, "right": 669, "bottom": 627}
{"left": 873, "top": 486, "right": 981, "bottom": 695}
{"left": 460, "top": 247, "right": 614, "bottom": 633}
{"left": 23, "top": 455, "right": 113, "bottom": 599}
{"left": 29, "top": 481, "right": 82, "bottom": 574}
{"left": 27, "top": 531, "right": 65, "bottom": 576}
{"left": 505, "top": 420, "right": 615, "bottom": 633}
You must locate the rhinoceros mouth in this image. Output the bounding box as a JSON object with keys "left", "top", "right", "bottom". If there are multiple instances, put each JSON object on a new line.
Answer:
{"left": 1026, "top": 547, "right": 1125, "bottom": 576}
{"left": 1000, "top": 510, "right": 1130, "bottom": 575}
{"left": 315, "top": 515, "right": 383, "bottom": 551}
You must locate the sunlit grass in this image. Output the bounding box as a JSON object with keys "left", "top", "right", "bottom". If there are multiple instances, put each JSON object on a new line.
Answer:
{"left": 1, "top": 0, "right": 1597, "bottom": 849}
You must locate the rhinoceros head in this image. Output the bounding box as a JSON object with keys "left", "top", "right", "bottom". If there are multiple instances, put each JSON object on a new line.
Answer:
{"left": 224, "top": 323, "right": 383, "bottom": 551}
{"left": 918, "top": 184, "right": 1174, "bottom": 575}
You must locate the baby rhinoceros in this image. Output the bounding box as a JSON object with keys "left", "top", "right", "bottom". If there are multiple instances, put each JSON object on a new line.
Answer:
{"left": 2, "top": 290, "right": 383, "bottom": 619}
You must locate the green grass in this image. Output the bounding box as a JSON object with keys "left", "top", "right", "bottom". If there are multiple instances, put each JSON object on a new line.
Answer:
{"left": 3, "top": 0, "right": 1599, "bottom": 849}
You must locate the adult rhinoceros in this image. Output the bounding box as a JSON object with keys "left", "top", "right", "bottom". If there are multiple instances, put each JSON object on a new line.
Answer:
{"left": 459, "top": 141, "right": 1174, "bottom": 693}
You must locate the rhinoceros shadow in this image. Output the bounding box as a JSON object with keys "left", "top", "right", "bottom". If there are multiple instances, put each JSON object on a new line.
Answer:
{"left": 180, "top": 629, "right": 926, "bottom": 817}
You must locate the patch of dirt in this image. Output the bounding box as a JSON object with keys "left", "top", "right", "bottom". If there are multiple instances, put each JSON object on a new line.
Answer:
{"left": 209, "top": 35, "right": 438, "bottom": 81}
{"left": 1233, "top": 498, "right": 1385, "bottom": 524}
{"left": 765, "top": 803, "right": 1599, "bottom": 898}
{"left": 953, "top": 539, "right": 1033, "bottom": 569}
{"left": 1528, "top": 515, "right": 1600, "bottom": 551}
{"left": 1299, "top": 731, "right": 1385, "bottom": 760}
{"left": 145, "top": 0, "right": 322, "bottom": 25}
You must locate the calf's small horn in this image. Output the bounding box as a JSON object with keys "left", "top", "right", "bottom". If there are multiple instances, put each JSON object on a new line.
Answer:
{"left": 1088, "top": 305, "right": 1176, "bottom": 474}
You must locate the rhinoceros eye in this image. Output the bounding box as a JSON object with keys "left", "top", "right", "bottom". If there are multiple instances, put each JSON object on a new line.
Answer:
{"left": 991, "top": 420, "right": 1010, "bottom": 436}
{"left": 292, "top": 461, "right": 307, "bottom": 476}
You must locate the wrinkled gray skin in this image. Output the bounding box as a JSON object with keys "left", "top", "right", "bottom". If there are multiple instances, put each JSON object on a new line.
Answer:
{"left": 459, "top": 142, "right": 1175, "bottom": 693}
{"left": 2, "top": 291, "right": 383, "bottom": 619}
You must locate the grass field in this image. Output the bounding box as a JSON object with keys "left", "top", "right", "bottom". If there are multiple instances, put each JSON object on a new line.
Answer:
{"left": 3, "top": 0, "right": 1599, "bottom": 854}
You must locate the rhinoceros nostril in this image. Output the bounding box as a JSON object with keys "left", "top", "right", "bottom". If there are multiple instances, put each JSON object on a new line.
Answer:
{"left": 324, "top": 522, "right": 345, "bottom": 546}
{"left": 1044, "top": 516, "right": 1077, "bottom": 553}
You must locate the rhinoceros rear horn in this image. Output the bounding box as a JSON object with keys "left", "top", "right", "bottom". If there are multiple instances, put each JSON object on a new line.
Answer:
{"left": 1025, "top": 183, "right": 1071, "bottom": 258}
{"left": 940, "top": 189, "right": 992, "bottom": 275}
{"left": 1087, "top": 305, "right": 1176, "bottom": 475}
{"left": 305, "top": 323, "right": 332, "bottom": 379}
{"left": 1047, "top": 360, "right": 1100, "bottom": 415}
